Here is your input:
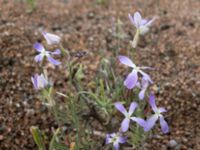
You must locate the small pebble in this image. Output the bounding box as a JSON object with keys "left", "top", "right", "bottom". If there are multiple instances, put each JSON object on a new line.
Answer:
{"left": 0, "top": 135, "right": 4, "bottom": 141}
{"left": 168, "top": 139, "right": 178, "bottom": 148}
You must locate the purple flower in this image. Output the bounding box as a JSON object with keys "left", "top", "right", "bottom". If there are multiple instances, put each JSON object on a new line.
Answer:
{"left": 115, "top": 102, "right": 147, "bottom": 132}
{"left": 118, "top": 55, "right": 153, "bottom": 90}
{"left": 128, "top": 11, "right": 155, "bottom": 35}
{"left": 145, "top": 93, "right": 169, "bottom": 133}
{"left": 106, "top": 132, "right": 126, "bottom": 150}
{"left": 31, "top": 74, "right": 48, "bottom": 90}
{"left": 115, "top": 102, "right": 138, "bottom": 132}
{"left": 42, "top": 31, "right": 61, "bottom": 45}
{"left": 34, "top": 42, "right": 61, "bottom": 65}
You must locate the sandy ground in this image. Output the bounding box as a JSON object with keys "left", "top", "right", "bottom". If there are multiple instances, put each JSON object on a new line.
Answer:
{"left": 0, "top": 0, "right": 200, "bottom": 149}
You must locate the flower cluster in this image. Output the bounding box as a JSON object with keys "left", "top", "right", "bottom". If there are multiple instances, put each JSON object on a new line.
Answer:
{"left": 31, "top": 31, "right": 61, "bottom": 90}
{"left": 114, "top": 94, "right": 169, "bottom": 134}
{"left": 106, "top": 12, "right": 169, "bottom": 150}
{"left": 30, "top": 12, "right": 168, "bottom": 150}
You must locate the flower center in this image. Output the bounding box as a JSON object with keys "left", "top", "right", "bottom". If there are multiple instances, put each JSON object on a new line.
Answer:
{"left": 134, "top": 66, "right": 140, "bottom": 71}
{"left": 125, "top": 112, "right": 131, "bottom": 119}
{"left": 41, "top": 50, "right": 49, "bottom": 57}
{"left": 155, "top": 110, "right": 161, "bottom": 117}
{"left": 111, "top": 135, "right": 118, "bottom": 143}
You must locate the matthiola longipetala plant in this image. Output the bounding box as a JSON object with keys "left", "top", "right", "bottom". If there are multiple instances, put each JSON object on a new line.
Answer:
{"left": 31, "top": 10, "right": 168, "bottom": 150}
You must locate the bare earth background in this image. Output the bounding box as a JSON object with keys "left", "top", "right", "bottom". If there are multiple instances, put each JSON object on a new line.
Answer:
{"left": 0, "top": 0, "right": 200, "bottom": 149}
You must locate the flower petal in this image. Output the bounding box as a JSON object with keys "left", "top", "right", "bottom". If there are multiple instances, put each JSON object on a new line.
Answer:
{"left": 115, "top": 102, "right": 127, "bottom": 115}
{"left": 131, "top": 117, "right": 147, "bottom": 129}
{"left": 134, "top": 12, "right": 142, "bottom": 28}
{"left": 110, "top": 133, "right": 116, "bottom": 138}
{"left": 139, "top": 70, "right": 153, "bottom": 84}
{"left": 37, "top": 74, "right": 47, "bottom": 88}
{"left": 159, "top": 116, "right": 169, "bottom": 133}
{"left": 159, "top": 107, "right": 167, "bottom": 113}
{"left": 105, "top": 134, "right": 112, "bottom": 144}
{"left": 141, "top": 76, "right": 149, "bottom": 88}
{"left": 118, "top": 55, "right": 136, "bottom": 68}
{"left": 140, "top": 66, "right": 154, "bottom": 70}
{"left": 136, "top": 81, "right": 141, "bottom": 88}
{"left": 47, "top": 56, "right": 61, "bottom": 65}
{"left": 124, "top": 70, "right": 138, "bottom": 89}
{"left": 39, "top": 74, "right": 48, "bottom": 87}
{"left": 50, "top": 49, "right": 61, "bottom": 55}
{"left": 34, "top": 54, "right": 44, "bottom": 62}
{"left": 31, "top": 74, "right": 48, "bottom": 90}
{"left": 139, "top": 89, "right": 146, "bottom": 100}
{"left": 149, "top": 93, "right": 158, "bottom": 112}
{"left": 139, "top": 77, "right": 149, "bottom": 100}
{"left": 141, "top": 19, "right": 148, "bottom": 25}
{"left": 145, "top": 114, "right": 158, "bottom": 131}
{"left": 31, "top": 75, "right": 38, "bottom": 89}
{"left": 121, "top": 118, "right": 130, "bottom": 132}
{"left": 42, "top": 31, "right": 61, "bottom": 45}
{"left": 34, "top": 43, "right": 45, "bottom": 52}
{"left": 113, "top": 142, "right": 120, "bottom": 150}
{"left": 128, "top": 13, "right": 135, "bottom": 25}
{"left": 118, "top": 137, "right": 127, "bottom": 144}
{"left": 145, "top": 17, "right": 156, "bottom": 26}
{"left": 128, "top": 102, "right": 138, "bottom": 115}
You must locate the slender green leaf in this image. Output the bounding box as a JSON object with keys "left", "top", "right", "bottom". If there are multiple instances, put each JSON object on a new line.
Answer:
{"left": 30, "top": 126, "right": 46, "bottom": 150}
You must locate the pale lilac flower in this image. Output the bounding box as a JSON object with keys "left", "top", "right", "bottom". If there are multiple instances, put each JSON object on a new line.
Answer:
{"left": 106, "top": 132, "right": 126, "bottom": 150}
{"left": 115, "top": 102, "right": 147, "bottom": 132}
{"left": 42, "top": 31, "right": 61, "bottom": 45}
{"left": 115, "top": 102, "right": 137, "bottom": 132}
{"left": 34, "top": 42, "right": 61, "bottom": 65}
{"left": 31, "top": 74, "right": 48, "bottom": 90}
{"left": 145, "top": 93, "right": 169, "bottom": 133}
{"left": 118, "top": 55, "right": 153, "bottom": 90}
{"left": 128, "top": 11, "right": 155, "bottom": 35}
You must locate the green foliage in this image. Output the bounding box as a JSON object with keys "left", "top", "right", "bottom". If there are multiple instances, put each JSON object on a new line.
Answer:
{"left": 30, "top": 127, "right": 46, "bottom": 150}
{"left": 113, "top": 19, "right": 126, "bottom": 40}
{"left": 25, "top": 0, "right": 37, "bottom": 13}
{"left": 49, "top": 129, "right": 69, "bottom": 150}
{"left": 31, "top": 127, "right": 69, "bottom": 150}
{"left": 95, "top": 0, "right": 107, "bottom": 5}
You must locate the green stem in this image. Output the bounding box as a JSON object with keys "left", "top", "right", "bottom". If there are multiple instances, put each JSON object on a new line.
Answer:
{"left": 130, "top": 29, "right": 140, "bottom": 60}
{"left": 30, "top": 126, "right": 46, "bottom": 150}
{"left": 59, "top": 44, "right": 74, "bottom": 85}
{"left": 69, "top": 96, "right": 80, "bottom": 150}
{"left": 132, "top": 29, "right": 140, "bottom": 48}
{"left": 59, "top": 44, "right": 69, "bottom": 56}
